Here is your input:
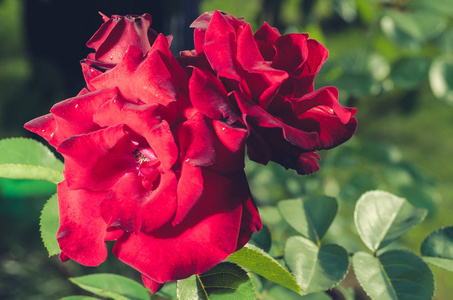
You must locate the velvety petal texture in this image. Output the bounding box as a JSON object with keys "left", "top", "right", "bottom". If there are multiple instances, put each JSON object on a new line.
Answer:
{"left": 25, "top": 9, "right": 356, "bottom": 292}
{"left": 24, "top": 12, "right": 262, "bottom": 291}
{"left": 184, "top": 10, "right": 357, "bottom": 175}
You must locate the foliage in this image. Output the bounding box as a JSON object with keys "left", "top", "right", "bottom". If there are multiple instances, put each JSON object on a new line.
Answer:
{"left": 1, "top": 0, "right": 453, "bottom": 299}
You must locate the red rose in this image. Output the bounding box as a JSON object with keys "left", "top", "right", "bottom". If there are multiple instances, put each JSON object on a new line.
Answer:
{"left": 182, "top": 11, "right": 357, "bottom": 175}
{"left": 25, "top": 13, "right": 261, "bottom": 292}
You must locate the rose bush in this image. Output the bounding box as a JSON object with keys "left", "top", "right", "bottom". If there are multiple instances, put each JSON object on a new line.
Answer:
{"left": 180, "top": 11, "right": 357, "bottom": 175}
{"left": 25, "top": 13, "right": 261, "bottom": 292}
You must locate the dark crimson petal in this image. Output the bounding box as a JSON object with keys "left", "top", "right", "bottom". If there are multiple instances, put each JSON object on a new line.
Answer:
{"left": 113, "top": 169, "right": 249, "bottom": 283}
{"left": 100, "top": 173, "right": 148, "bottom": 233}
{"left": 245, "top": 124, "right": 272, "bottom": 165}
{"left": 173, "top": 163, "right": 204, "bottom": 226}
{"left": 193, "top": 28, "right": 206, "bottom": 55}
{"left": 203, "top": 11, "right": 242, "bottom": 81}
{"left": 209, "top": 119, "right": 248, "bottom": 174}
{"left": 295, "top": 151, "right": 321, "bottom": 175}
{"left": 189, "top": 67, "right": 238, "bottom": 124}
{"left": 141, "top": 274, "right": 164, "bottom": 294}
{"left": 287, "top": 39, "right": 329, "bottom": 96}
{"left": 254, "top": 22, "right": 280, "bottom": 61}
{"left": 86, "top": 13, "right": 157, "bottom": 65}
{"left": 292, "top": 87, "right": 354, "bottom": 124}
{"left": 177, "top": 112, "right": 216, "bottom": 167}
{"left": 299, "top": 106, "right": 358, "bottom": 150}
{"left": 303, "top": 39, "right": 329, "bottom": 76}
{"left": 235, "top": 174, "right": 262, "bottom": 250}
{"left": 272, "top": 34, "right": 308, "bottom": 74}
{"left": 89, "top": 45, "right": 145, "bottom": 103}
{"left": 93, "top": 96, "right": 179, "bottom": 170}
{"left": 56, "top": 180, "right": 109, "bottom": 266}
{"left": 57, "top": 125, "right": 137, "bottom": 191}
{"left": 48, "top": 88, "right": 118, "bottom": 146}
{"left": 235, "top": 92, "right": 318, "bottom": 151}
{"left": 81, "top": 62, "right": 104, "bottom": 91}
{"left": 101, "top": 171, "right": 178, "bottom": 234}
{"left": 90, "top": 35, "right": 185, "bottom": 106}
{"left": 236, "top": 24, "right": 288, "bottom": 109}
{"left": 190, "top": 10, "right": 245, "bottom": 31}
{"left": 139, "top": 169, "right": 178, "bottom": 233}
{"left": 24, "top": 114, "right": 56, "bottom": 145}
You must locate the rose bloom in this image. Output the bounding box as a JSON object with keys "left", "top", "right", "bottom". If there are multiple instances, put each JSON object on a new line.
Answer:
{"left": 180, "top": 11, "right": 357, "bottom": 175}
{"left": 25, "top": 13, "right": 261, "bottom": 292}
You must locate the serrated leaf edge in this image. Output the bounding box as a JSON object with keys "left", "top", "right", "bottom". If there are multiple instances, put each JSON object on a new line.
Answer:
{"left": 39, "top": 193, "right": 60, "bottom": 257}
{"left": 0, "top": 163, "right": 64, "bottom": 183}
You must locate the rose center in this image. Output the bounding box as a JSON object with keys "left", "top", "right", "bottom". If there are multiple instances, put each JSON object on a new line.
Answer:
{"left": 132, "top": 146, "right": 161, "bottom": 190}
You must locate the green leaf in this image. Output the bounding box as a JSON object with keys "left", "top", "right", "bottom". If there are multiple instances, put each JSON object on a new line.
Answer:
{"left": 390, "top": 57, "right": 430, "bottom": 89}
{"left": 263, "top": 285, "right": 330, "bottom": 300}
{"left": 278, "top": 196, "right": 338, "bottom": 244}
{"left": 284, "top": 236, "right": 349, "bottom": 294}
{"left": 176, "top": 262, "right": 255, "bottom": 300}
{"left": 354, "top": 190, "right": 427, "bottom": 252}
{"left": 421, "top": 226, "right": 453, "bottom": 272}
{"left": 40, "top": 193, "right": 60, "bottom": 256}
{"left": 249, "top": 224, "right": 271, "bottom": 252}
{"left": 59, "top": 297, "right": 100, "bottom": 300}
{"left": 353, "top": 250, "right": 434, "bottom": 300}
{"left": 381, "top": 10, "right": 447, "bottom": 43}
{"left": 332, "top": 52, "right": 389, "bottom": 96}
{"left": 429, "top": 55, "right": 453, "bottom": 105}
{"left": 0, "top": 137, "right": 64, "bottom": 183}
{"left": 69, "top": 274, "right": 150, "bottom": 300}
{"left": 409, "top": 0, "right": 453, "bottom": 17}
{"left": 227, "top": 244, "right": 301, "bottom": 294}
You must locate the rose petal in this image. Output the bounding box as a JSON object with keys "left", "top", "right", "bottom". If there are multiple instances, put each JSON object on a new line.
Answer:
{"left": 177, "top": 112, "right": 216, "bottom": 167}
{"left": 141, "top": 274, "right": 164, "bottom": 293}
{"left": 235, "top": 92, "right": 319, "bottom": 150}
{"left": 24, "top": 114, "right": 56, "bottom": 146}
{"left": 254, "top": 22, "right": 280, "bottom": 61}
{"left": 56, "top": 180, "right": 109, "bottom": 266}
{"left": 93, "top": 96, "right": 179, "bottom": 170}
{"left": 57, "top": 125, "right": 137, "bottom": 191}
{"left": 113, "top": 169, "right": 249, "bottom": 283}
{"left": 236, "top": 24, "right": 288, "bottom": 109}
{"left": 48, "top": 88, "right": 118, "bottom": 146}
{"left": 189, "top": 67, "right": 238, "bottom": 124}
{"left": 203, "top": 11, "right": 242, "bottom": 81}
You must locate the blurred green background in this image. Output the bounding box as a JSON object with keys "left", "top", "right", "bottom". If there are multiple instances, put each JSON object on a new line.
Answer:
{"left": 1, "top": 0, "right": 452, "bottom": 299}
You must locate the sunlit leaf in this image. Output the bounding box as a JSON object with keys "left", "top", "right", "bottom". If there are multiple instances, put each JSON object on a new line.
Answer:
{"left": 176, "top": 262, "right": 255, "bottom": 300}
{"left": 354, "top": 190, "right": 427, "bottom": 252}
{"left": 429, "top": 55, "right": 453, "bottom": 105}
{"left": 421, "top": 226, "right": 453, "bottom": 272}
{"left": 69, "top": 274, "right": 150, "bottom": 300}
{"left": 278, "top": 196, "right": 338, "bottom": 244}
{"left": 40, "top": 193, "right": 60, "bottom": 256}
{"left": 353, "top": 250, "right": 434, "bottom": 300}
{"left": 284, "top": 236, "right": 349, "bottom": 294}
{"left": 228, "top": 244, "right": 301, "bottom": 294}
{"left": 0, "top": 138, "right": 64, "bottom": 183}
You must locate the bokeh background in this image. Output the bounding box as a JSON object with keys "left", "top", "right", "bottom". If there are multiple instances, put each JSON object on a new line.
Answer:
{"left": 1, "top": 0, "right": 452, "bottom": 299}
